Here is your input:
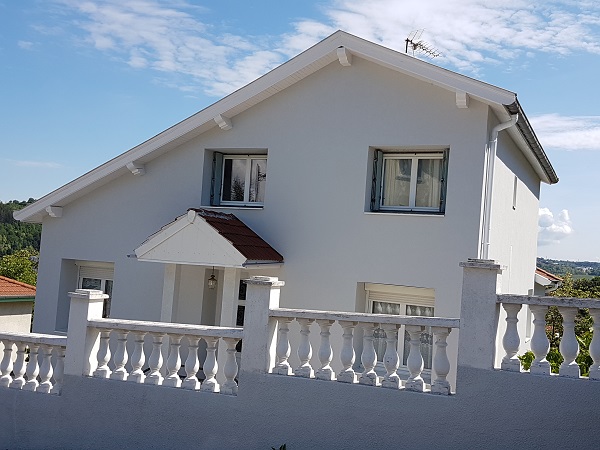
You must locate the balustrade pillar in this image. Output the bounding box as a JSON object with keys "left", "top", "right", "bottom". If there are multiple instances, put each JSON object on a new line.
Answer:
{"left": 36, "top": 345, "right": 55, "bottom": 394}
{"left": 93, "top": 330, "right": 112, "bottom": 378}
{"left": 359, "top": 323, "right": 380, "bottom": 386}
{"left": 589, "top": 310, "right": 600, "bottom": 381}
{"left": 558, "top": 307, "right": 581, "bottom": 378}
{"left": 182, "top": 336, "right": 201, "bottom": 390}
{"left": 10, "top": 342, "right": 27, "bottom": 389}
{"left": 23, "top": 343, "right": 40, "bottom": 391}
{"left": 128, "top": 331, "right": 147, "bottom": 383}
{"left": 163, "top": 334, "right": 183, "bottom": 388}
{"left": 201, "top": 337, "right": 220, "bottom": 392}
{"left": 295, "top": 318, "right": 314, "bottom": 378}
{"left": 51, "top": 347, "right": 65, "bottom": 395}
{"left": 274, "top": 317, "right": 293, "bottom": 375}
{"left": 315, "top": 319, "right": 336, "bottom": 381}
{"left": 337, "top": 321, "right": 358, "bottom": 383}
{"left": 0, "top": 340, "right": 14, "bottom": 388}
{"left": 145, "top": 333, "right": 165, "bottom": 385}
{"left": 431, "top": 327, "right": 452, "bottom": 395}
{"left": 381, "top": 323, "right": 400, "bottom": 389}
{"left": 110, "top": 331, "right": 130, "bottom": 381}
{"left": 529, "top": 305, "right": 551, "bottom": 375}
{"left": 221, "top": 338, "right": 240, "bottom": 395}
{"left": 501, "top": 303, "right": 523, "bottom": 372}
{"left": 404, "top": 325, "right": 425, "bottom": 392}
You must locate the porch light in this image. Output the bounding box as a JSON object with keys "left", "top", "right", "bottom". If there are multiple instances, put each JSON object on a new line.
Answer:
{"left": 208, "top": 267, "right": 217, "bottom": 289}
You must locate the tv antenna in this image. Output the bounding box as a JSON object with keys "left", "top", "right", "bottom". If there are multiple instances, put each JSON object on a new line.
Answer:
{"left": 405, "top": 29, "right": 441, "bottom": 58}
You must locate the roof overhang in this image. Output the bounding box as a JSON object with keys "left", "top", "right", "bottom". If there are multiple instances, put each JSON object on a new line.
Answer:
{"left": 135, "top": 209, "right": 283, "bottom": 268}
{"left": 15, "top": 30, "right": 558, "bottom": 223}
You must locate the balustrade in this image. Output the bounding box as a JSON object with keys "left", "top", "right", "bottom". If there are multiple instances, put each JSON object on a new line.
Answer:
{"left": 0, "top": 333, "right": 67, "bottom": 394}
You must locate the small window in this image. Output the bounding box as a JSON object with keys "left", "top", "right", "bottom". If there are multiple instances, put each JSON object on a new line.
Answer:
{"left": 371, "top": 149, "right": 448, "bottom": 213}
{"left": 211, "top": 153, "right": 267, "bottom": 206}
{"left": 77, "top": 264, "right": 114, "bottom": 318}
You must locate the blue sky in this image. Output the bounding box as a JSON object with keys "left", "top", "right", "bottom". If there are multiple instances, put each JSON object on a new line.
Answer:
{"left": 1, "top": 0, "right": 599, "bottom": 261}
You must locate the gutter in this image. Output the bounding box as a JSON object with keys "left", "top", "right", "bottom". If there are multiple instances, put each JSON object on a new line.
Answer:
{"left": 480, "top": 114, "right": 519, "bottom": 260}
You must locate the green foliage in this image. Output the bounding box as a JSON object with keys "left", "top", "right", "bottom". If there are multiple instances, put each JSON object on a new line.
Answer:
{"left": 518, "top": 351, "right": 534, "bottom": 370}
{"left": 0, "top": 199, "right": 41, "bottom": 257}
{"left": 537, "top": 257, "right": 600, "bottom": 277}
{"left": 0, "top": 248, "right": 39, "bottom": 285}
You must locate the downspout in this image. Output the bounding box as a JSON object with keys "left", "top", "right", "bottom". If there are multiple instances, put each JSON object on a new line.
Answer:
{"left": 480, "top": 114, "right": 519, "bottom": 260}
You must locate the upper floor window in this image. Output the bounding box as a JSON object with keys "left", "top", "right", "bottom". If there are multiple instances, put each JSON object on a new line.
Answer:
{"left": 211, "top": 153, "right": 267, "bottom": 207}
{"left": 371, "top": 149, "right": 448, "bottom": 213}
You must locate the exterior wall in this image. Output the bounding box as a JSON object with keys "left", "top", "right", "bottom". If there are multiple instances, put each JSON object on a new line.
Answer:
{"left": 0, "top": 300, "right": 33, "bottom": 332}
{"left": 35, "top": 56, "right": 502, "bottom": 335}
{"left": 0, "top": 369, "right": 597, "bottom": 449}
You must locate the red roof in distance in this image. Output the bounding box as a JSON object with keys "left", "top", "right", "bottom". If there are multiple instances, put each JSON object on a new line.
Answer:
{"left": 0, "top": 275, "right": 36, "bottom": 297}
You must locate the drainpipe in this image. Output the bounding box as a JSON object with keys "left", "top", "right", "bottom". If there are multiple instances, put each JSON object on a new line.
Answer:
{"left": 480, "top": 114, "right": 518, "bottom": 260}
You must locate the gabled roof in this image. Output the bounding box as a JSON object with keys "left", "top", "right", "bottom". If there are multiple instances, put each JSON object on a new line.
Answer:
{"left": 15, "top": 30, "right": 558, "bottom": 223}
{"left": 135, "top": 209, "right": 283, "bottom": 267}
{"left": 535, "top": 267, "right": 563, "bottom": 284}
{"left": 0, "top": 275, "right": 36, "bottom": 299}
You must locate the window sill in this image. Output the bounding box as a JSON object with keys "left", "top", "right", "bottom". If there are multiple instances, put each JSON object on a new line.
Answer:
{"left": 364, "top": 211, "right": 445, "bottom": 217}
{"left": 204, "top": 205, "right": 264, "bottom": 211}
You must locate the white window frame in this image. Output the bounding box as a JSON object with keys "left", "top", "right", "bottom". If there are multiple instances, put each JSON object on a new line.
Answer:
{"left": 76, "top": 262, "right": 114, "bottom": 318}
{"left": 371, "top": 149, "right": 448, "bottom": 213}
{"left": 220, "top": 155, "right": 267, "bottom": 206}
{"left": 364, "top": 283, "right": 435, "bottom": 377}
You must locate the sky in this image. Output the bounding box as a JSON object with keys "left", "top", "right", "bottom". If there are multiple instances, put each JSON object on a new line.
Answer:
{"left": 0, "top": 0, "right": 599, "bottom": 262}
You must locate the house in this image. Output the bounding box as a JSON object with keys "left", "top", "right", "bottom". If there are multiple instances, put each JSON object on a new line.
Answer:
{"left": 14, "top": 31, "right": 557, "bottom": 374}
{"left": 534, "top": 267, "right": 562, "bottom": 295}
{"left": 0, "top": 275, "right": 35, "bottom": 333}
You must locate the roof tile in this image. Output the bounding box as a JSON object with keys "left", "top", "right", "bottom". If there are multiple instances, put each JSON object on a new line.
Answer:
{"left": 0, "top": 276, "right": 36, "bottom": 297}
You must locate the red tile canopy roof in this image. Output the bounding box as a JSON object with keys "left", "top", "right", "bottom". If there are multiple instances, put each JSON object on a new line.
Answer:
{"left": 0, "top": 275, "right": 36, "bottom": 297}
{"left": 189, "top": 208, "right": 283, "bottom": 264}
{"left": 535, "top": 267, "right": 563, "bottom": 283}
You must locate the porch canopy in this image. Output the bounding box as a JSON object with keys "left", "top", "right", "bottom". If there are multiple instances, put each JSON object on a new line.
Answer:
{"left": 135, "top": 208, "right": 283, "bottom": 268}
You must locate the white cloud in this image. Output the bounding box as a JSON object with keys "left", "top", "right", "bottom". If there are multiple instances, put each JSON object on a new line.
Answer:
{"left": 529, "top": 114, "right": 600, "bottom": 151}
{"left": 47, "top": 0, "right": 600, "bottom": 97}
{"left": 17, "top": 41, "right": 35, "bottom": 50}
{"left": 538, "top": 207, "right": 573, "bottom": 246}
{"left": 6, "top": 159, "right": 63, "bottom": 169}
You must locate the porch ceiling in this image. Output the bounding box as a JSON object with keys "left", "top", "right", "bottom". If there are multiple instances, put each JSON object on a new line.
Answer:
{"left": 134, "top": 209, "right": 283, "bottom": 268}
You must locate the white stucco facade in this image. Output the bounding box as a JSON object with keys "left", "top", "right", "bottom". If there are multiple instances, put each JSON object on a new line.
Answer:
{"left": 18, "top": 32, "right": 556, "bottom": 373}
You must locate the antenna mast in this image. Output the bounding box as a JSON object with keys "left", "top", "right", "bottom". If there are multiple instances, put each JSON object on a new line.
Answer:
{"left": 405, "top": 29, "right": 441, "bottom": 58}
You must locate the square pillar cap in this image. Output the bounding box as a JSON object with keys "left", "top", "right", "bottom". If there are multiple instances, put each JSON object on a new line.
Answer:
{"left": 68, "top": 289, "right": 109, "bottom": 300}
{"left": 459, "top": 258, "right": 503, "bottom": 271}
{"left": 244, "top": 276, "right": 285, "bottom": 287}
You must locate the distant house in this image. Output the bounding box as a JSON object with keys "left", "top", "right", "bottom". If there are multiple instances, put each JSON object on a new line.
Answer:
{"left": 534, "top": 267, "right": 562, "bottom": 296}
{"left": 0, "top": 276, "right": 35, "bottom": 333}
{"left": 14, "top": 31, "right": 558, "bottom": 373}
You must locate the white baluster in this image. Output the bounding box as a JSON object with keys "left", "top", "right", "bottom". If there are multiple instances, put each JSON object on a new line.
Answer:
{"left": 110, "top": 331, "right": 129, "bottom": 381}
{"left": 529, "top": 305, "right": 551, "bottom": 375}
{"left": 93, "top": 330, "right": 112, "bottom": 378}
{"left": 558, "top": 307, "right": 581, "bottom": 378}
{"left": 315, "top": 319, "right": 336, "bottom": 381}
{"left": 431, "top": 327, "right": 452, "bottom": 395}
{"left": 294, "top": 318, "right": 314, "bottom": 378}
{"left": 10, "top": 342, "right": 27, "bottom": 389}
{"left": 359, "top": 323, "right": 380, "bottom": 386}
{"left": 182, "top": 336, "right": 201, "bottom": 390}
{"left": 221, "top": 338, "right": 239, "bottom": 395}
{"left": 381, "top": 323, "right": 400, "bottom": 389}
{"left": 589, "top": 310, "right": 600, "bottom": 381}
{"left": 404, "top": 325, "right": 425, "bottom": 392}
{"left": 51, "top": 347, "right": 65, "bottom": 395}
{"left": 145, "top": 333, "right": 165, "bottom": 385}
{"left": 0, "top": 340, "right": 14, "bottom": 388}
{"left": 23, "top": 343, "right": 40, "bottom": 391}
{"left": 163, "top": 334, "right": 183, "bottom": 388}
{"left": 201, "top": 337, "right": 220, "bottom": 392}
{"left": 337, "top": 321, "right": 357, "bottom": 383}
{"left": 274, "top": 318, "right": 293, "bottom": 375}
{"left": 128, "top": 331, "right": 147, "bottom": 383}
{"left": 36, "top": 345, "right": 55, "bottom": 394}
{"left": 501, "top": 303, "right": 523, "bottom": 372}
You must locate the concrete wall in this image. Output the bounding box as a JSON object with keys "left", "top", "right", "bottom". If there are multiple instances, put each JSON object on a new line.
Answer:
{"left": 0, "top": 368, "right": 597, "bottom": 449}
{"left": 0, "top": 300, "right": 33, "bottom": 333}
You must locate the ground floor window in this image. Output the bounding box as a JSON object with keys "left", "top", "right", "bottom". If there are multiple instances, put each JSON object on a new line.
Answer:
{"left": 77, "top": 263, "right": 114, "bottom": 318}
{"left": 365, "top": 283, "right": 435, "bottom": 370}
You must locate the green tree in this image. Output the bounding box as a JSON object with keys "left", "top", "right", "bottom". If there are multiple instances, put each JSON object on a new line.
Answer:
{"left": 0, "top": 248, "right": 39, "bottom": 285}
{"left": 0, "top": 199, "right": 41, "bottom": 257}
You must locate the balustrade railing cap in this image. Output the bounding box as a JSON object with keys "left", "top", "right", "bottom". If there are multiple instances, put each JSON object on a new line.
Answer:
{"left": 244, "top": 276, "right": 285, "bottom": 287}
{"left": 68, "top": 289, "right": 110, "bottom": 300}
{"left": 460, "top": 259, "right": 502, "bottom": 271}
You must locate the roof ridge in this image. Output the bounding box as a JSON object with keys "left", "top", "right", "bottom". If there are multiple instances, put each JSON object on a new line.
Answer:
{"left": 0, "top": 275, "right": 36, "bottom": 290}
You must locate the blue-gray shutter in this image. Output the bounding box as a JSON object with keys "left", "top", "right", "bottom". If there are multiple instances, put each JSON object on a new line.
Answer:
{"left": 211, "top": 152, "right": 224, "bottom": 206}
{"left": 370, "top": 149, "right": 383, "bottom": 211}
{"left": 439, "top": 149, "right": 449, "bottom": 213}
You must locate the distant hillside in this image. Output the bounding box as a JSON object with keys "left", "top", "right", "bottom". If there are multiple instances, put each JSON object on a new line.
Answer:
{"left": 537, "top": 257, "right": 600, "bottom": 277}
{"left": 0, "top": 199, "right": 41, "bottom": 257}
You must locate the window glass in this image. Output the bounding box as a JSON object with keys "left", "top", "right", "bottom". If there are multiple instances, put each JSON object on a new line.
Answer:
{"left": 382, "top": 159, "right": 411, "bottom": 207}
{"left": 250, "top": 159, "right": 267, "bottom": 203}
{"left": 81, "top": 278, "right": 102, "bottom": 290}
{"left": 222, "top": 158, "right": 247, "bottom": 202}
{"left": 415, "top": 159, "right": 442, "bottom": 208}
{"left": 103, "top": 280, "right": 113, "bottom": 318}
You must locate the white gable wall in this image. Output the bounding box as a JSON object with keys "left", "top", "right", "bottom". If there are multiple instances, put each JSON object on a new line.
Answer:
{"left": 34, "top": 55, "right": 517, "bottom": 337}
